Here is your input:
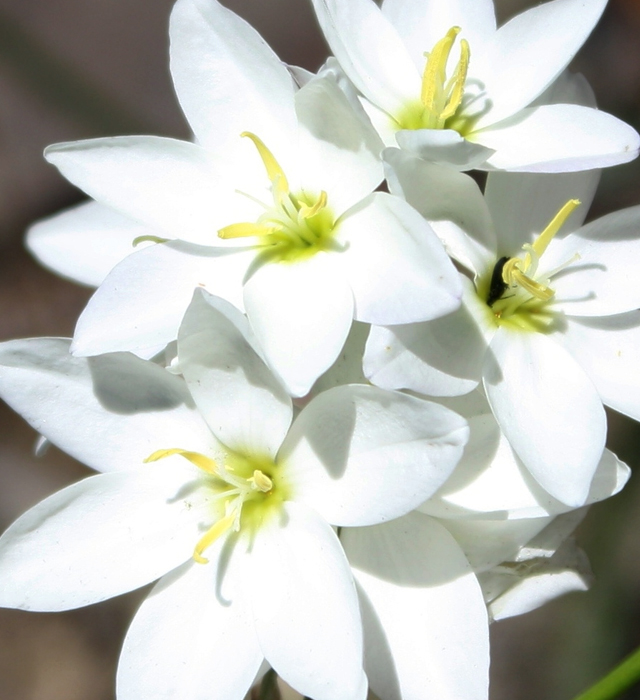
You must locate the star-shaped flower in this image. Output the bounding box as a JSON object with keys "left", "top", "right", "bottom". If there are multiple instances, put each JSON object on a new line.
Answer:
{"left": 310, "top": 0, "right": 640, "bottom": 171}
{"left": 0, "top": 289, "right": 469, "bottom": 700}
{"left": 365, "top": 153, "right": 640, "bottom": 505}
{"left": 39, "top": 0, "right": 461, "bottom": 396}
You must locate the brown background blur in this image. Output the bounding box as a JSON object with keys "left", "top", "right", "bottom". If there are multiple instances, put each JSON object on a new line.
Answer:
{"left": 0, "top": 1, "right": 639, "bottom": 698}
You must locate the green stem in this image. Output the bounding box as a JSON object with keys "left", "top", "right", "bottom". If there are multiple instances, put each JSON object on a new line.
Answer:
{"left": 572, "top": 645, "right": 640, "bottom": 700}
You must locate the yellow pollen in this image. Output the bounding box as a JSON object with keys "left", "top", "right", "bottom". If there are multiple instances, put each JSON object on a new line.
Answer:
{"left": 249, "top": 469, "right": 273, "bottom": 492}
{"left": 144, "top": 448, "right": 219, "bottom": 474}
{"left": 421, "top": 26, "right": 470, "bottom": 130}
{"left": 502, "top": 199, "right": 581, "bottom": 302}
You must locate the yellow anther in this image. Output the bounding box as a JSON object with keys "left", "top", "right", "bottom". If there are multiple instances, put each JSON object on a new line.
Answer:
{"left": 218, "top": 222, "right": 279, "bottom": 239}
{"left": 144, "top": 448, "right": 219, "bottom": 475}
{"left": 421, "top": 27, "right": 469, "bottom": 129}
{"left": 241, "top": 131, "right": 289, "bottom": 196}
{"left": 132, "top": 234, "right": 169, "bottom": 247}
{"left": 249, "top": 469, "right": 273, "bottom": 493}
{"left": 299, "top": 190, "right": 328, "bottom": 219}
{"left": 506, "top": 264, "right": 555, "bottom": 301}
{"left": 193, "top": 509, "right": 237, "bottom": 564}
{"left": 531, "top": 199, "right": 580, "bottom": 258}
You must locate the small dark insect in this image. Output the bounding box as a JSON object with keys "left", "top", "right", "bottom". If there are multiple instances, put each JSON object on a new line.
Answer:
{"left": 486, "top": 256, "right": 511, "bottom": 307}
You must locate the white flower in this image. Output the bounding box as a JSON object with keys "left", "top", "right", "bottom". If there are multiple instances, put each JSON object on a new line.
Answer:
{"left": 365, "top": 154, "right": 640, "bottom": 506}
{"left": 310, "top": 0, "right": 640, "bottom": 171}
{"left": 38, "top": 0, "right": 461, "bottom": 397}
{"left": 0, "top": 289, "right": 469, "bottom": 700}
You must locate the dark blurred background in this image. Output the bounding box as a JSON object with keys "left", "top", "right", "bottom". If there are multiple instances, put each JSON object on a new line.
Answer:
{"left": 0, "top": 0, "right": 638, "bottom": 698}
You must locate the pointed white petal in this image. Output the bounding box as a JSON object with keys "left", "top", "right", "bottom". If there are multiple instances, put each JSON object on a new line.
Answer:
{"left": 243, "top": 254, "right": 353, "bottom": 397}
{"left": 243, "top": 503, "right": 367, "bottom": 700}
{"left": 478, "top": 104, "right": 640, "bottom": 172}
{"left": 72, "top": 242, "right": 251, "bottom": 357}
{"left": 26, "top": 201, "right": 159, "bottom": 287}
{"left": 364, "top": 277, "right": 493, "bottom": 396}
{"left": 280, "top": 385, "right": 468, "bottom": 526}
{"left": 169, "top": 0, "right": 296, "bottom": 155}
{"left": 336, "top": 192, "right": 461, "bottom": 325}
{"left": 295, "top": 76, "right": 383, "bottom": 213}
{"left": 178, "top": 290, "right": 292, "bottom": 456}
{"left": 0, "top": 338, "right": 213, "bottom": 472}
{"left": 0, "top": 464, "right": 208, "bottom": 611}
{"left": 474, "top": 0, "right": 607, "bottom": 126}
{"left": 557, "top": 313, "right": 640, "bottom": 422}
{"left": 422, "top": 414, "right": 630, "bottom": 519}
{"left": 310, "top": 0, "right": 419, "bottom": 113}
{"left": 118, "top": 555, "right": 262, "bottom": 700}
{"left": 396, "top": 129, "right": 494, "bottom": 170}
{"left": 384, "top": 147, "right": 496, "bottom": 274}
{"left": 544, "top": 206, "right": 640, "bottom": 316}
{"left": 381, "top": 0, "right": 496, "bottom": 71}
{"left": 484, "top": 170, "right": 599, "bottom": 255}
{"left": 483, "top": 328, "right": 606, "bottom": 506}
{"left": 45, "top": 137, "right": 250, "bottom": 244}
{"left": 344, "top": 512, "right": 489, "bottom": 700}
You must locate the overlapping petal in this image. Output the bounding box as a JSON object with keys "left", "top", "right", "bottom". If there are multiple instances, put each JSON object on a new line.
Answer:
{"left": 281, "top": 384, "right": 469, "bottom": 525}
{"left": 0, "top": 338, "right": 213, "bottom": 472}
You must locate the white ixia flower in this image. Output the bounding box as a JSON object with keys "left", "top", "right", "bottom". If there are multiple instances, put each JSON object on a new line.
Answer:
{"left": 365, "top": 153, "right": 640, "bottom": 506}
{"left": 38, "top": 0, "right": 460, "bottom": 397}
{"left": 0, "top": 290, "right": 469, "bottom": 700}
{"left": 310, "top": 0, "right": 640, "bottom": 171}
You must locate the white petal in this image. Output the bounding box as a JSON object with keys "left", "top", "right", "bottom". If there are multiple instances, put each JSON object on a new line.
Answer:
{"left": 484, "top": 170, "right": 600, "bottom": 255}
{"left": 295, "top": 76, "right": 384, "bottom": 214}
{"left": 477, "top": 104, "right": 640, "bottom": 172}
{"left": 483, "top": 328, "right": 606, "bottom": 506}
{"left": 474, "top": 0, "right": 607, "bottom": 127}
{"left": 558, "top": 313, "right": 640, "bottom": 421}
{"left": 243, "top": 254, "right": 353, "bottom": 397}
{"left": 384, "top": 148, "right": 496, "bottom": 274}
{"left": 364, "top": 277, "right": 493, "bottom": 397}
{"left": 395, "top": 129, "right": 494, "bottom": 170}
{"left": 381, "top": 0, "right": 496, "bottom": 71}
{"left": 280, "top": 385, "right": 469, "bottom": 526}
{"left": 544, "top": 206, "right": 640, "bottom": 316}
{"left": 0, "top": 464, "right": 208, "bottom": 611}
{"left": 343, "top": 513, "right": 489, "bottom": 700}
{"left": 310, "top": 0, "right": 420, "bottom": 113}
{"left": 422, "top": 414, "right": 630, "bottom": 519}
{"left": 243, "top": 503, "right": 367, "bottom": 700}
{"left": 337, "top": 192, "right": 461, "bottom": 324}
{"left": 0, "top": 338, "right": 213, "bottom": 472}
{"left": 440, "top": 517, "right": 554, "bottom": 572}
{"left": 26, "top": 201, "right": 159, "bottom": 287}
{"left": 118, "top": 557, "right": 262, "bottom": 700}
{"left": 178, "top": 290, "right": 292, "bottom": 457}
{"left": 45, "top": 137, "right": 245, "bottom": 244}
{"left": 72, "top": 242, "right": 251, "bottom": 356}
{"left": 169, "top": 0, "right": 297, "bottom": 155}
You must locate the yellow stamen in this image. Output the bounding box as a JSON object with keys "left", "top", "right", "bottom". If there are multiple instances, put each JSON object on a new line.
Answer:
{"left": 421, "top": 27, "right": 469, "bottom": 129}
{"left": 299, "top": 190, "right": 328, "bottom": 219}
{"left": 218, "top": 222, "right": 279, "bottom": 239}
{"left": 193, "top": 509, "right": 237, "bottom": 564}
{"left": 144, "top": 448, "right": 218, "bottom": 475}
{"left": 500, "top": 199, "right": 581, "bottom": 302}
{"left": 241, "top": 131, "right": 289, "bottom": 196}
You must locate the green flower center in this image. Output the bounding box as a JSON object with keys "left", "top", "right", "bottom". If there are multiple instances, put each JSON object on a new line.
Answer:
{"left": 478, "top": 199, "right": 581, "bottom": 333}
{"left": 218, "top": 132, "right": 337, "bottom": 264}
{"left": 145, "top": 447, "right": 290, "bottom": 563}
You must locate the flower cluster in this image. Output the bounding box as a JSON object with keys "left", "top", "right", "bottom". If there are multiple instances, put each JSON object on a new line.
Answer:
{"left": 1, "top": 0, "right": 639, "bottom": 699}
